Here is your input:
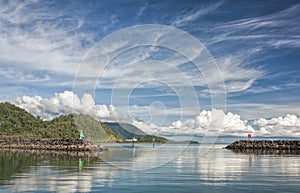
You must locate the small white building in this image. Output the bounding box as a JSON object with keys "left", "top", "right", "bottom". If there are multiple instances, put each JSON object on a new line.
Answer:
{"left": 126, "top": 137, "right": 137, "bottom": 142}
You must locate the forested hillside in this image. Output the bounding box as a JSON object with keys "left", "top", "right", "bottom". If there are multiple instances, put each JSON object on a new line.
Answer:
{"left": 0, "top": 102, "right": 121, "bottom": 142}
{"left": 0, "top": 102, "right": 167, "bottom": 143}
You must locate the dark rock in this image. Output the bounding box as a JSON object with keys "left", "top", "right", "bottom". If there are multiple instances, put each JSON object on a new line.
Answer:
{"left": 0, "top": 139, "right": 107, "bottom": 152}
{"left": 226, "top": 140, "right": 300, "bottom": 152}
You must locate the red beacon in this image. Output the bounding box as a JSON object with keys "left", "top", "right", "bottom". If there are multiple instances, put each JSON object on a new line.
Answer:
{"left": 248, "top": 133, "right": 252, "bottom": 140}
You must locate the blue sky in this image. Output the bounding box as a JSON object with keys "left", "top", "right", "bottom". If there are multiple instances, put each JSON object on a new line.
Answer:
{"left": 0, "top": 0, "right": 300, "bottom": 136}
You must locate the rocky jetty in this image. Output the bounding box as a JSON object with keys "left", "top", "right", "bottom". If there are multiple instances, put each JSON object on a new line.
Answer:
{"left": 0, "top": 139, "right": 107, "bottom": 152}
{"left": 0, "top": 148, "right": 96, "bottom": 158}
{"left": 226, "top": 148, "right": 300, "bottom": 155}
{"left": 226, "top": 140, "right": 300, "bottom": 150}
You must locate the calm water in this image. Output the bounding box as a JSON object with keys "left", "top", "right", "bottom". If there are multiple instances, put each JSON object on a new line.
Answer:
{"left": 0, "top": 144, "right": 300, "bottom": 193}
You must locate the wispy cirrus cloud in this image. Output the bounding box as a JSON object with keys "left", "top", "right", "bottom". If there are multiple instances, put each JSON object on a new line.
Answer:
{"left": 1, "top": 0, "right": 299, "bottom": 127}
{"left": 196, "top": 3, "right": 300, "bottom": 98}
{"left": 211, "top": 3, "right": 300, "bottom": 49}
{"left": 136, "top": 2, "right": 150, "bottom": 17}
{"left": 0, "top": 0, "right": 267, "bottom": 96}
{"left": 0, "top": 67, "right": 50, "bottom": 83}
{"left": 171, "top": 1, "right": 225, "bottom": 27}
{"left": 227, "top": 103, "right": 300, "bottom": 120}
{"left": 80, "top": 36, "right": 262, "bottom": 95}
{"left": 0, "top": 0, "right": 92, "bottom": 75}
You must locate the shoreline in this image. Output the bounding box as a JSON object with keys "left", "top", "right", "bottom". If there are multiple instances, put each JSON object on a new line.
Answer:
{"left": 0, "top": 148, "right": 97, "bottom": 158}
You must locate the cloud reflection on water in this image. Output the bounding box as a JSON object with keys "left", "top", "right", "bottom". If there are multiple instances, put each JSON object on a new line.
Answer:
{"left": 1, "top": 145, "right": 300, "bottom": 192}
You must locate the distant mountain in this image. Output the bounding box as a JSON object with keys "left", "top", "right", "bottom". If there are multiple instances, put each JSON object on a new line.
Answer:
{"left": 103, "top": 122, "right": 146, "bottom": 139}
{"left": 103, "top": 122, "right": 168, "bottom": 143}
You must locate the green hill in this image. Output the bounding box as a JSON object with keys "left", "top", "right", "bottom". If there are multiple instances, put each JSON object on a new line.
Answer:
{"left": 103, "top": 122, "right": 146, "bottom": 139}
{"left": 0, "top": 102, "right": 43, "bottom": 138}
{"left": 0, "top": 102, "right": 122, "bottom": 142}
{"left": 0, "top": 102, "right": 167, "bottom": 143}
{"left": 72, "top": 114, "right": 122, "bottom": 142}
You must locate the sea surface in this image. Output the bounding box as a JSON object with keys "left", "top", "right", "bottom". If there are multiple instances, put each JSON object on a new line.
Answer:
{"left": 0, "top": 142, "right": 300, "bottom": 193}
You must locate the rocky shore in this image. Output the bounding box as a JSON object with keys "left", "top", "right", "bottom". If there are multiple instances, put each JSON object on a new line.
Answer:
{"left": 0, "top": 139, "right": 107, "bottom": 152}
{"left": 226, "top": 140, "right": 300, "bottom": 150}
{"left": 0, "top": 148, "right": 96, "bottom": 158}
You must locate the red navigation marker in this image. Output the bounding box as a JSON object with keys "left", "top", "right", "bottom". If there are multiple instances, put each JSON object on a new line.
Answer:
{"left": 248, "top": 133, "right": 252, "bottom": 140}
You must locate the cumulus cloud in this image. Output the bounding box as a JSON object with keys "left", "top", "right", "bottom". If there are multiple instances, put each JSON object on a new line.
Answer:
{"left": 254, "top": 114, "right": 300, "bottom": 137}
{"left": 14, "top": 91, "right": 117, "bottom": 121}
{"left": 170, "top": 109, "right": 255, "bottom": 136}
{"left": 11, "top": 91, "right": 300, "bottom": 137}
{"left": 133, "top": 109, "right": 300, "bottom": 137}
{"left": 132, "top": 121, "right": 170, "bottom": 135}
{"left": 131, "top": 109, "right": 253, "bottom": 136}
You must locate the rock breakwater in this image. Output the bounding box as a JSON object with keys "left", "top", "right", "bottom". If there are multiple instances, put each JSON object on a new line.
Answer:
{"left": 226, "top": 140, "right": 300, "bottom": 150}
{"left": 0, "top": 139, "right": 106, "bottom": 152}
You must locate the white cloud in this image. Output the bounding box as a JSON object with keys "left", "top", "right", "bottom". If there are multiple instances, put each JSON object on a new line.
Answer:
{"left": 10, "top": 91, "right": 300, "bottom": 137}
{"left": 212, "top": 3, "right": 300, "bottom": 49}
{"left": 14, "top": 91, "right": 117, "bottom": 121}
{"left": 201, "top": 56, "right": 263, "bottom": 93}
{"left": 170, "top": 109, "right": 255, "bottom": 136}
{"left": 136, "top": 2, "right": 149, "bottom": 17}
{"left": 270, "top": 39, "right": 300, "bottom": 48}
{"left": 132, "top": 120, "right": 170, "bottom": 135}
{"left": 171, "top": 1, "right": 224, "bottom": 27}
{"left": 254, "top": 114, "right": 300, "bottom": 137}
{"left": 83, "top": 31, "right": 261, "bottom": 95}
{"left": 135, "top": 108, "right": 300, "bottom": 137}
{"left": 0, "top": 0, "right": 91, "bottom": 75}
{"left": 227, "top": 103, "right": 300, "bottom": 120}
{"left": 0, "top": 1, "right": 263, "bottom": 97}
{"left": 132, "top": 109, "right": 254, "bottom": 136}
{"left": 0, "top": 67, "right": 50, "bottom": 83}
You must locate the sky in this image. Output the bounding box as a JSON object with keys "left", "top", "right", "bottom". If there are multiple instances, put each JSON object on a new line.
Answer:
{"left": 0, "top": 0, "right": 300, "bottom": 137}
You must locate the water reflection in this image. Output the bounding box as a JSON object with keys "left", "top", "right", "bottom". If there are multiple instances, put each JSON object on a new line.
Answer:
{"left": 1, "top": 145, "right": 300, "bottom": 192}
{"left": 0, "top": 149, "right": 113, "bottom": 193}
{"left": 171, "top": 145, "right": 250, "bottom": 185}
{"left": 182, "top": 146, "right": 300, "bottom": 184}
{"left": 98, "top": 143, "right": 193, "bottom": 170}
{"left": 249, "top": 155, "right": 252, "bottom": 167}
